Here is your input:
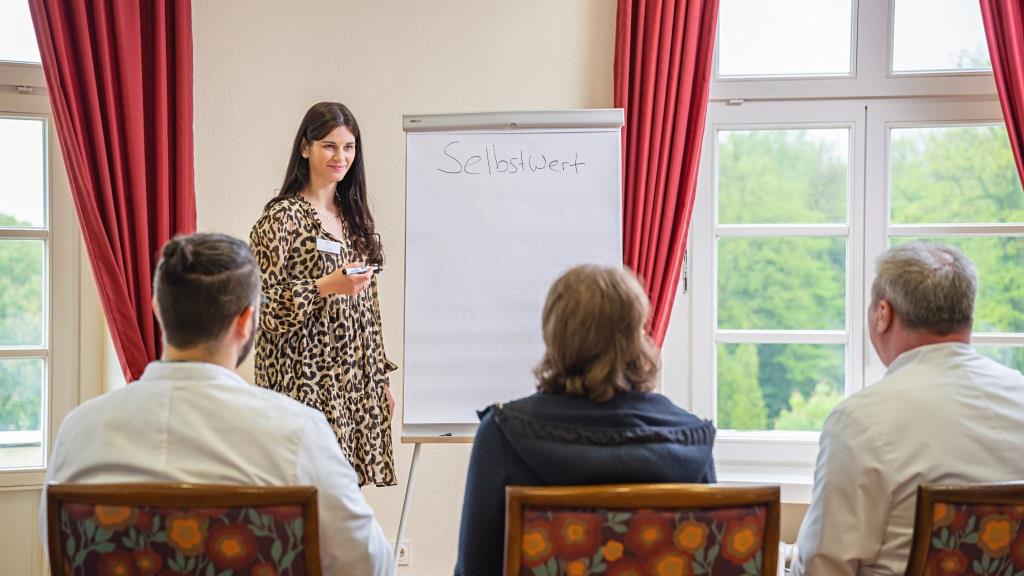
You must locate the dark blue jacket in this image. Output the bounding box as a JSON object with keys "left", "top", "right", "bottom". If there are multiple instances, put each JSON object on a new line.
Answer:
{"left": 453, "top": 391, "right": 716, "bottom": 576}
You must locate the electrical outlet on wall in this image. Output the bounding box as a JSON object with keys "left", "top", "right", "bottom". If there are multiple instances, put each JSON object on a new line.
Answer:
{"left": 388, "top": 541, "right": 412, "bottom": 566}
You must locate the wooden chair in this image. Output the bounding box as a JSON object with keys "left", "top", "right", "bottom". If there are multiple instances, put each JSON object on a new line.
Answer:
{"left": 46, "top": 483, "right": 321, "bottom": 576}
{"left": 904, "top": 481, "right": 1024, "bottom": 576}
{"left": 505, "top": 483, "right": 780, "bottom": 576}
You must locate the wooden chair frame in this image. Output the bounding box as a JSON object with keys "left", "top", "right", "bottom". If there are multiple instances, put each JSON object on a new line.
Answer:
{"left": 904, "top": 481, "right": 1024, "bottom": 575}
{"left": 505, "top": 483, "right": 780, "bottom": 576}
{"left": 46, "top": 482, "right": 321, "bottom": 576}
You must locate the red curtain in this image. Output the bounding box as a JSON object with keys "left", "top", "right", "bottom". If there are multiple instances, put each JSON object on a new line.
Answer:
{"left": 615, "top": 0, "right": 720, "bottom": 346}
{"left": 29, "top": 0, "right": 196, "bottom": 381}
{"left": 981, "top": 1, "right": 1024, "bottom": 187}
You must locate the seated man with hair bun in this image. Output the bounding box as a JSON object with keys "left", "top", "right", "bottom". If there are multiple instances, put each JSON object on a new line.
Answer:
{"left": 41, "top": 233, "right": 394, "bottom": 576}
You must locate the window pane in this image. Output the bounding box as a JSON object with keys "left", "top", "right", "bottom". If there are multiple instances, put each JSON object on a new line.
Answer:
{"left": 718, "top": 0, "right": 852, "bottom": 77}
{"left": 0, "top": 358, "right": 43, "bottom": 469}
{"left": 718, "top": 237, "right": 846, "bottom": 330}
{"left": 0, "top": 117, "right": 46, "bottom": 228}
{"left": 890, "top": 126, "right": 1023, "bottom": 224}
{"left": 977, "top": 346, "right": 1024, "bottom": 373}
{"left": 890, "top": 237, "right": 1024, "bottom": 333}
{"left": 0, "top": 240, "right": 44, "bottom": 346}
{"left": 892, "top": 0, "right": 991, "bottom": 73}
{"left": 717, "top": 343, "right": 844, "bottom": 431}
{"left": 0, "top": 1, "right": 40, "bottom": 64}
{"left": 718, "top": 129, "right": 848, "bottom": 224}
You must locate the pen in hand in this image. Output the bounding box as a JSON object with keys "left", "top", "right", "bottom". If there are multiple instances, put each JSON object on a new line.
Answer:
{"left": 341, "top": 265, "right": 380, "bottom": 275}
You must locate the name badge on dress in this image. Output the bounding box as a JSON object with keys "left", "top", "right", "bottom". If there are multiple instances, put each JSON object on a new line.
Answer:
{"left": 316, "top": 238, "right": 342, "bottom": 254}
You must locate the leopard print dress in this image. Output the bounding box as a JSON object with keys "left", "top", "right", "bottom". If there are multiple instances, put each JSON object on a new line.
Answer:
{"left": 250, "top": 196, "right": 397, "bottom": 486}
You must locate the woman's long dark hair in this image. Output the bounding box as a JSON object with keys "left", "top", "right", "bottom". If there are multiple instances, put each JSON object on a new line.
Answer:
{"left": 265, "top": 102, "right": 383, "bottom": 266}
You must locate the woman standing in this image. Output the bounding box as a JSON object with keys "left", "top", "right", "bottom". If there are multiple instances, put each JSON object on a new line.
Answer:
{"left": 250, "top": 102, "right": 396, "bottom": 486}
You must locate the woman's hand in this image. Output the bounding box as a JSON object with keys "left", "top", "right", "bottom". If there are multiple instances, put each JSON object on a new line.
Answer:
{"left": 385, "top": 385, "right": 395, "bottom": 421}
{"left": 316, "top": 262, "right": 373, "bottom": 296}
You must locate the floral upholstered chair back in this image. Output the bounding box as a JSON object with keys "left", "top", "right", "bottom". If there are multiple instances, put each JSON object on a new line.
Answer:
{"left": 505, "top": 484, "right": 780, "bottom": 576}
{"left": 904, "top": 482, "right": 1024, "bottom": 576}
{"left": 46, "top": 483, "right": 321, "bottom": 576}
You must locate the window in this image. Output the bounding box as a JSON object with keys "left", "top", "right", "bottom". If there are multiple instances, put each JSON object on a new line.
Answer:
{"left": 717, "top": 0, "right": 854, "bottom": 77}
{"left": 669, "top": 0, "right": 1024, "bottom": 500}
{"left": 0, "top": 2, "right": 76, "bottom": 478}
{"left": 892, "top": 0, "right": 990, "bottom": 73}
{"left": 0, "top": 116, "right": 48, "bottom": 469}
{"left": 715, "top": 125, "right": 852, "bottom": 433}
{"left": 0, "top": 0, "right": 41, "bottom": 64}
{"left": 873, "top": 101, "right": 1024, "bottom": 379}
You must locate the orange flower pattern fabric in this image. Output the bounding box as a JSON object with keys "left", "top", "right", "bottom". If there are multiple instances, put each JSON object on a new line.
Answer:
{"left": 94, "top": 506, "right": 138, "bottom": 532}
{"left": 624, "top": 513, "right": 672, "bottom": 557}
{"left": 520, "top": 505, "right": 767, "bottom": 576}
{"left": 606, "top": 559, "right": 645, "bottom": 576}
{"left": 924, "top": 502, "right": 1024, "bottom": 576}
{"left": 206, "top": 522, "right": 259, "bottom": 569}
{"left": 56, "top": 503, "right": 309, "bottom": 575}
{"left": 674, "top": 521, "right": 709, "bottom": 553}
{"left": 97, "top": 551, "right": 134, "bottom": 576}
{"left": 722, "top": 515, "right": 763, "bottom": 565}
{"left": 931, "top": 549, "right": 969, "bottom": 575}
{"left": 933, "top": 503, "right": 956, "bottom": 529}
{"left": 603, "top": 540, "right": 625, "bottom": 562}
{"left": 648, "top": 547, "right": 693, "bottom": 576}
{"left": 523, "top": 519, "right": 556, "bottom": 568}
{"left": 554, "top": 513, "right": 603, "bottom": 558}
{"left": 132, "top": 548, "right": 162, "bottom": 575}
{"left": 251, "top": 562, "right": 278, "bottom": 576}
{"left": 166, "top": 513, "right": 208, "bottom": 556}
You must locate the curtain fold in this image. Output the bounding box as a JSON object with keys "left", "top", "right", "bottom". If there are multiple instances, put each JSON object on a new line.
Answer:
{"left": 615, "top": 0, "right": 720, "bottom": 346}
{"left": 981, "top": 1, "right": 1024, "bottom": 187}
{"left": 29, "top": 0, "right": 196, "bottom": 380}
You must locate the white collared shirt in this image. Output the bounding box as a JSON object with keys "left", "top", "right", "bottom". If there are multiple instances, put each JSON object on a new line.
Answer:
{"left": 41, "top": 361, "right": 394, "bottom": 576}
{"left": 792, "top": 343, "right": 1024, "bottom": 576}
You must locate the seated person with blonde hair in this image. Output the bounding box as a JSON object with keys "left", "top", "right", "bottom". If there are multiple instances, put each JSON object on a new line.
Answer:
{"left": 454, "top": 264, "right": 717, "bottom": 576}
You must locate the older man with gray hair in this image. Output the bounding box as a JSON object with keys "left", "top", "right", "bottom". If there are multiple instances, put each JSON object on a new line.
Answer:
{"left": 792, "top": 241, "right": 1024, "bottom": 576}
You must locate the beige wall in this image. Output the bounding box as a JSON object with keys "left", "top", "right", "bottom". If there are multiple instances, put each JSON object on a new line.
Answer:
{"left": 192, "top": 1, "right": 616, "bottom": 573}
{"left": 782, "top": 503, "right": 807, "bottom": 543}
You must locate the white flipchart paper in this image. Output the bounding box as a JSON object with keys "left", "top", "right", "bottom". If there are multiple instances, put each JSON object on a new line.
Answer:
{"left": 404, "top": 128, "right": 622, "bottom": 425}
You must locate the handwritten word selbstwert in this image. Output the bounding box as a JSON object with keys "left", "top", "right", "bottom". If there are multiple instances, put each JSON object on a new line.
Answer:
{"left": 437, "top": 141, "right": 586, "bottom": 175}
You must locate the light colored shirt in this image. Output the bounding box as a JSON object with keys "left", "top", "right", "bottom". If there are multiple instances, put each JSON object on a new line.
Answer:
{"left": 792, "top": 342, "right": 1024, "bottom": 576}
{"left": 41, "top": 361, "right": 394, "bottom": 576}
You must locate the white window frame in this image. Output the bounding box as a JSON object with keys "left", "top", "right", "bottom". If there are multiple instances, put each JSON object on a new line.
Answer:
{"left": 0, "top": 61, "right": 79, "bottom": 487}
{"left": 662, "top": 0, "right": 1013, "bottom": 503}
